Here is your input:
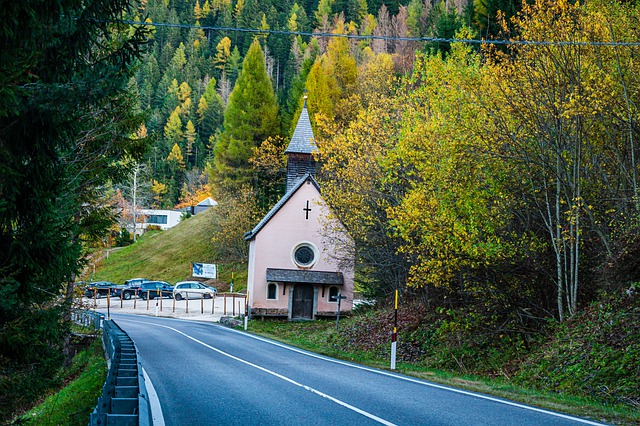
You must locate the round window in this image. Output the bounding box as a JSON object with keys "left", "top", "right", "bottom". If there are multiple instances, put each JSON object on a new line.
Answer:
{"left": 293, "top": 243, "right": 317, "bottom": 268}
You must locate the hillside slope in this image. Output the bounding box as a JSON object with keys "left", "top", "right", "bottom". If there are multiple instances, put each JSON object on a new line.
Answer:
{"left": 91, "top": 208, "right": 244, "bottom": 287}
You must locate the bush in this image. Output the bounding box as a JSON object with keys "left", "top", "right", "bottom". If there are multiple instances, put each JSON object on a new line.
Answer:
{"left": 115, "top": 229, "right": 132, "bottom": 247}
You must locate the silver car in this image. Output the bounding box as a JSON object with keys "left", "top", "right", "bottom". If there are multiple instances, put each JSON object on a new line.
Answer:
{"left": 173, "top": 281, "right": 216, "bottom": 300}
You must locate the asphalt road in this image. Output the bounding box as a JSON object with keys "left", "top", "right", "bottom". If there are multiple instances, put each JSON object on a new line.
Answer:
{"left": 111, "top": 313, "right": 607, "bottom": 426}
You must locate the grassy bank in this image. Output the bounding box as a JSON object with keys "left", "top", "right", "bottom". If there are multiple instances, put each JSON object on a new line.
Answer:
{"left": 89, "top": 207, "right": 247, "bottom": 289}
{"left": 14, "top": 338, "right": 106, "bottom": 425}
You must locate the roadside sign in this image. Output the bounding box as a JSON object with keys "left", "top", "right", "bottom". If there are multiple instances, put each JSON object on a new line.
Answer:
{"left": 192, "top": 262, "right": 217, "bottom": 279}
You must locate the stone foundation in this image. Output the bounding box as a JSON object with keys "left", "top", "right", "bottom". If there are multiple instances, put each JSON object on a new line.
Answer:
{"left": 250, "top": 307, "right": 289, "bottom": 318}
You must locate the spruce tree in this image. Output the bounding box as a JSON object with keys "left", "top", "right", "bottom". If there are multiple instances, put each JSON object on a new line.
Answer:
{"left": 0, "top": 0, "right": 149, "bottom": 419}
{"left": 213, "top": 39, "right": 279, "bottom": 190}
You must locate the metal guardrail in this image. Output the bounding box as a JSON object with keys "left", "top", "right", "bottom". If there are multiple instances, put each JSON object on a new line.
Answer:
{"left": 89, "top": 319, "right": 151, "bottom": 426}
{"left": 72, "top": 309, "right": 105, "bottom": 331}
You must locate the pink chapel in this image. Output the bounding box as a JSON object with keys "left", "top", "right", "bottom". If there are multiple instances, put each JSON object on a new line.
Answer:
{"left": 244, "top": 99, "right": 355, "bottom": 320}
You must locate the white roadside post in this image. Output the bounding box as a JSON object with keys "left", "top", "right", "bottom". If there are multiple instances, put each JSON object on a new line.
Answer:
{"left": 391, "top": 289, "right": 398, "bottom": 370}
{"left": 244, "top": 291, "right": 250, "bottom": 330}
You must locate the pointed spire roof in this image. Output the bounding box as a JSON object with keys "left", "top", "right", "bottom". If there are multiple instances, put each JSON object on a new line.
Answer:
{"left": 285, "top": 96, "right": 316, "bottom": 155}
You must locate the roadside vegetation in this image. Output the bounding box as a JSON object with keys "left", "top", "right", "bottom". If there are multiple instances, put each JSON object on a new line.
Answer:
{"left": 11, "top": 337, "right": 106, "bottom": 425}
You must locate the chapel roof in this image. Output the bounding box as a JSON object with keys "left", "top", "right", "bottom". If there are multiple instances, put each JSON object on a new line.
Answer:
{"left": 197, "top": 197, "right": 218, "bottom": 206}
{"left": 244, "top": 173, "right": 320, "bottom": 241}
{"left": 284, "top": 98, "right": 316, "bottom": 155}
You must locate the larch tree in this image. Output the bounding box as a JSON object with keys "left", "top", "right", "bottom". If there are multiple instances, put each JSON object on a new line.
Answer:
{"left": 212, "top": 39, "right": 279, "bottom": 192}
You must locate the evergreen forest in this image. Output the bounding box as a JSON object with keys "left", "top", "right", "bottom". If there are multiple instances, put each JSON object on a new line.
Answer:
{"left": 2, "top": 0, "right": 640, "bottom": 421}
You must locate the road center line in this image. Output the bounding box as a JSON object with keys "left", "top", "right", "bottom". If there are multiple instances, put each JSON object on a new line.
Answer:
{"left": 150, "top": 322, "right": 397, "bottom": 426}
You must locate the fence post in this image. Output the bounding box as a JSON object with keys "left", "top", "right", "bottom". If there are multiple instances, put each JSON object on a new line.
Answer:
{"left": 211, "top": 293, "right": 216, "bottom": 315}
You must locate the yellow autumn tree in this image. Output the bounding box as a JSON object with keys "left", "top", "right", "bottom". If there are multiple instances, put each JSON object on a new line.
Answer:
{"left": 385, "top": 38, "right": 517, "bottom": 292}
{"left": 316, "top": 53, "right": 408, "bottom": 297}
{"left": 479, "top": 0, "right": 640, "bottom": 320}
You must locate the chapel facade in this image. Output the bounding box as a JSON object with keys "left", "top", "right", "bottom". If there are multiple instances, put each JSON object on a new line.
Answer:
{"left": 244, "top": 99, "right": 354, "bottom": 320}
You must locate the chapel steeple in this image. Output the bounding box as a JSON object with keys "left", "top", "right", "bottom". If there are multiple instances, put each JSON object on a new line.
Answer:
{"left": 284, "top": 96, "right": 317, "bottom": 193}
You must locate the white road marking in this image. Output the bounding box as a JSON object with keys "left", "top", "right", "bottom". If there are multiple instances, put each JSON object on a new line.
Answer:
{"left": 142, "top": 367, "right": 165, "bottom": 426}
{"left": 118, "top": 315, "right": 606, "bottom": 426}
{"left": 223, "top": 326, "right": 607, "bottom": 426}
{"left": 132, "top": 320, "right": 397, "bottom": 426}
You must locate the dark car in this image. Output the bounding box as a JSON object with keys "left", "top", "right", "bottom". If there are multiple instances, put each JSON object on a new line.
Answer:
{"left": 121, "top": 278, "right": 149, "bottom": 300}
{"left": 84, "top": 281, "right": 118, "bottom": 298}
{"left": 137, "top": 281, "right": 174, "bottom": 300}
{"left": 110, "top": 285, "right": 126, "bottom": 298}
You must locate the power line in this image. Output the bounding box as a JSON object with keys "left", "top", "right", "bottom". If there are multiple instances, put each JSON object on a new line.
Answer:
{"left": 112, "top": 19, "right": 640, "bottom": 47}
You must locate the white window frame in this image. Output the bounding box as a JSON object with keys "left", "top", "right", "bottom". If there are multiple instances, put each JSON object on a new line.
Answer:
{"left": 328, "top": 286, "right": 339, "bottom": 303}
{"left": 267, "top": 282, "right": 278, "bottom": 300}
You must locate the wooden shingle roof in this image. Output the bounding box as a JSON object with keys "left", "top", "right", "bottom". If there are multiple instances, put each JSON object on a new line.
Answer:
{"left": 284, "top": 100, "right": 316, "bottom": 155}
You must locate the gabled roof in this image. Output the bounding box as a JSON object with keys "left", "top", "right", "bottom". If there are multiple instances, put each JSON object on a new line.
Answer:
{"left": 197, "top": 197, "right": 218, "bottom": 206}
{"left": 285, "top": 100, "right": 316, "bottom": 155}
{"left": 244, "top": 173, "right": 321, "bottom": 241}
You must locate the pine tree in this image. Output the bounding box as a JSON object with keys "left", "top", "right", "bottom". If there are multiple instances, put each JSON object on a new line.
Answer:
{"left": 197, "top": 77, "right": 225, "bottom": 145}
{"left": 213, "top": 39, "right": 279, "bottom": 190}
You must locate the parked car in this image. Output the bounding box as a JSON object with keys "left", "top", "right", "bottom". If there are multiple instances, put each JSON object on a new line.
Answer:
{"left": 121, "top": 278, "right": 149, "bottom": 300}
{"left": 173, "top": 281, "right": 216, "bottom": 300}
{"left": 84, "top": 281, "right": 118, "bottom": 298}
{"left": 110, "top": 285, "right": 126, "bottom": 298}
{"left": 137, "top": 281, "right": 174, "bottom": 300}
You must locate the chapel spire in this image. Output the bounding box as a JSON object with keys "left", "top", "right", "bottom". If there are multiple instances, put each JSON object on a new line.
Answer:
{"left": 284, "top": 96, "right": 317, "bottom": 193}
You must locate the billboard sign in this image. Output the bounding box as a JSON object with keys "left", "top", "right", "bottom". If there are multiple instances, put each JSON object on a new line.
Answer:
{"left": 192, "top": 262, "right": 217, "bottom": 279}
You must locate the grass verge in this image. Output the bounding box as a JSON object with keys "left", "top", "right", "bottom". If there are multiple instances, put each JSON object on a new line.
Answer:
{"left": 244, "top": 318, "right": 639, "bottom": 426}
{"left": 15, "top": 338, "right": 106, "bottom": 426}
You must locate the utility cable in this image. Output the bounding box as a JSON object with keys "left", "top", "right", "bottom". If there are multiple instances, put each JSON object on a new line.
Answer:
{"left": 94, "top": 18, "right": 640, "bottom": 47}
